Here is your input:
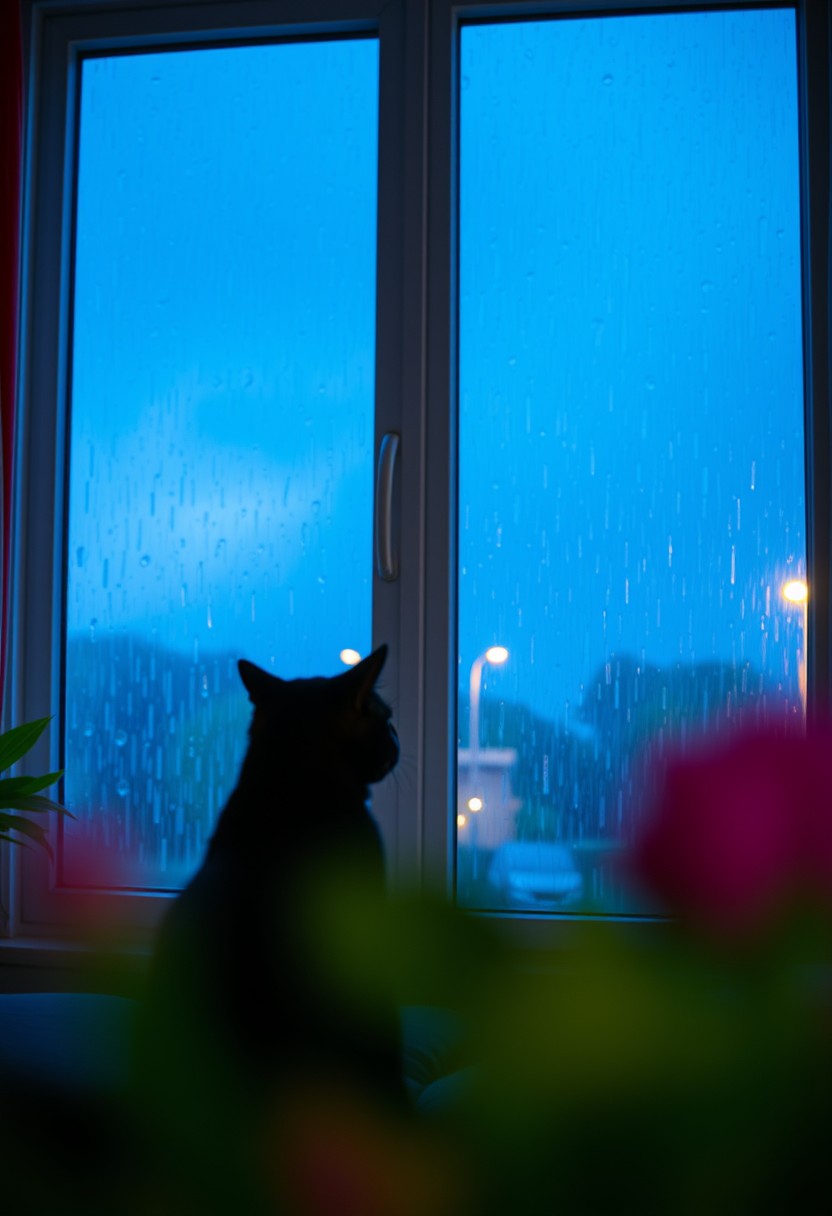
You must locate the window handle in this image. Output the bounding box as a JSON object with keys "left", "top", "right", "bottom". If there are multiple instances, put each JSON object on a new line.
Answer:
{"left": 375, "top": 432, "right": 400, "bottom": 581}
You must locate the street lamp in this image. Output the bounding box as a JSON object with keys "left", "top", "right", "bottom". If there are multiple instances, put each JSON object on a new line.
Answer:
{"left": 467, "top": 646, "right": 506, "bottom": 807}
{"left": 340, "top": 648, "right": 362, "bottom": 667}
{"left": 782, "top": 579, "right": 808, "bottom": 605}
{"left": 464, "top": 646, "right": 508, "bottom": 879}
{"left": 468, "top": 646, "right": 509, "bottom": 781}
{"left": 781, "top": 579, "right": 808, "bottom": 712}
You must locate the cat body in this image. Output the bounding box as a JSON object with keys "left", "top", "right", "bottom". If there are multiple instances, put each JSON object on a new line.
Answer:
{"left": 133, "top": 646, "right": 404, "bottom": 1210}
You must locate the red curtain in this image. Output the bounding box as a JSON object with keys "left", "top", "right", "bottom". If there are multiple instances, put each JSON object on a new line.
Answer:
{"left": 0, "top": 2, "right": 23, "bottom": 719}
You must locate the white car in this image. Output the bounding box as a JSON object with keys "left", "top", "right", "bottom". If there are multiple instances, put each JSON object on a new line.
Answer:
{"left": 487, "top": 841, "right": 583, "bottom": 911}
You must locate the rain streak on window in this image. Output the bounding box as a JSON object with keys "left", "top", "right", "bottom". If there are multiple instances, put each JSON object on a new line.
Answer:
{"left": 64, "top": 40, "right": 379, "bottom": 889}
{"left": 456, "top": 10, "right": 805, "bottom": 913}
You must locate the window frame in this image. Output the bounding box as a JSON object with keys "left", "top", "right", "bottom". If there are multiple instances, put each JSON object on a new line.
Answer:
{"left": 426, "top": 0, "right": 831, "bottom": 943}
{"left": 7, "top": 0, "right": 429, "bottom": 939}
{"left": 4, "top": 0, "right": 830, "bottom": 950}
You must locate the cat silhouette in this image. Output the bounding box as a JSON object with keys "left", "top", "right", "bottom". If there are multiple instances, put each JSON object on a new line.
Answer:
{"left": 133, "top": 645, "right": 404, "bottom": 1212}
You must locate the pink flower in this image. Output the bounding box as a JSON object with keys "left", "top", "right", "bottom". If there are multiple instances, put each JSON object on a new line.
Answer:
{"left": 630, "top": 725, "right": 832, "bottom": 938}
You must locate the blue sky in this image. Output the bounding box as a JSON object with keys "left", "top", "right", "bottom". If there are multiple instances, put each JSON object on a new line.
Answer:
{"left": 458, "top": 9, "right": 805, "bottom": 723}
{"left": 69, "top": 39, "right": 378, "bottom": 678}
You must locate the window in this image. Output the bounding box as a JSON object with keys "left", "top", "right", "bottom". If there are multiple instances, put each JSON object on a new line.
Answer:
{"left": 7, "top": 0, "right": 830, "bottom": 940}
{"left": 456, "top": 8, "right": 807, "bottom": 914}
{"left": 65, "top": 40, "right": 379, "bottom": 890}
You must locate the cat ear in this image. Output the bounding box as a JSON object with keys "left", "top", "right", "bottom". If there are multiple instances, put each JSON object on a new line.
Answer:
{"left": 346, "top": 644, "right": 388, "bottom": 707}
{"left": 238, "top": 659, "right": 280, "bottom": 704}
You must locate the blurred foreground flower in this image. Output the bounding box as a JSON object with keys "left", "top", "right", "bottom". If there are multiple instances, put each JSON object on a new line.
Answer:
{"left": 629, "top": 724, "right": 832, "bottom": 942}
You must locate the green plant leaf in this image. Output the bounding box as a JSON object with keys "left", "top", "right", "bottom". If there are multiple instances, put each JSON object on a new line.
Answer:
{"left": 0, "top": 815, "right": 52, "bottom": 857}
{"left": 0, "top": 812, "right": 43, "bottom": 832}
{"left": 0, "top": 793, "right": 75, "bottom": 818}
{"left": 0, "top": 720, "right": 71, "bottom": 858}
{"left": 0, "top": 832, "right": 31, "bottom": 849}
{"left": 0, "top": 772, "right": 63, "bottom": 799}
{"left": 0, "top": 717, "right": 51, "bottom": 775}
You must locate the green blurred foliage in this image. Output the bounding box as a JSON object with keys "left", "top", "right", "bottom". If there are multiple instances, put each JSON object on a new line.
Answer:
{"left": 297, "top": 873, "right": 831, "bottom": 1216}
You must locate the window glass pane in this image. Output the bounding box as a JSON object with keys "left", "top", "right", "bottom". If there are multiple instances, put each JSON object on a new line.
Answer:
{"left": 457, "top": 10, "right": 805, "bottom": 913}
{"left": 64, "top": 39, "right": 379, "bottom": 889}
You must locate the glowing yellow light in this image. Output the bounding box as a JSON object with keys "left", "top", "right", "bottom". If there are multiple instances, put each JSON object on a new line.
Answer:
{"left": 457, "top": 814, "right": 467, "bottom": 828}
{"left": 340, "top": 648, "right": 362, "bottom": 666}
{"left": 485, "top": 646, "right": 509, "bottom": 665}
{"left": 782, "top": 579, "right": 809, "bottom": 605}
{"left": 467, "top": 796, "right": 483, "bottom": 813}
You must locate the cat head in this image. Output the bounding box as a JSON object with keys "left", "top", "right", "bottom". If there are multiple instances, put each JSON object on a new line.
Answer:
{"left": 237, "top": 645, "right": 399, "bottom": 786}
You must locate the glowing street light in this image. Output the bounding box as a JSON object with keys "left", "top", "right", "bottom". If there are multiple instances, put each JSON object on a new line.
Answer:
{"left": 781, "top": 579, "right": 808, "bottom": 711}
{"left": 467, "top": 796, "right": 483, "bottom": 813}
{"left": 782, "top": 579, "right": 808, "bottom": 604}
{"left": 340, "top": 648, "right": 362, "bottom": 667}
{"left": 484, "top": 645, "right": 509, "bottom": 665}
